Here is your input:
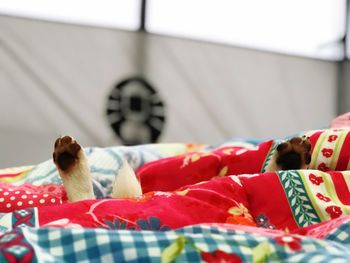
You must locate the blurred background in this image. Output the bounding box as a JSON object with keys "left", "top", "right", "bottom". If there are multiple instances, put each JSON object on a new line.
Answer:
{"left": 0, "top": 0, "right": 349, "bottom": 167}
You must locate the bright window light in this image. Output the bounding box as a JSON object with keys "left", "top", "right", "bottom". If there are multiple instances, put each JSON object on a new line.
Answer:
{"left": 148, "top": 0, "right": 346, "bottom": 60}
{"left": 0, "top": 0, "right": 141, "bottom": 30}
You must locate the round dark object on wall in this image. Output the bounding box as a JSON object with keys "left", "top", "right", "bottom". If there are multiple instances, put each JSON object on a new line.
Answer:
{"left": 106, "top": 77, "right": 166, "bottom": 145}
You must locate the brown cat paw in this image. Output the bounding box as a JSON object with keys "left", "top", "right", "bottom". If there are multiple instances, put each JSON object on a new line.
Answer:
{"left": 53, "top": 136, "right": 82, "bottom": 172}
{"left": 276, "top": 136, "right": 312, "bottom": 170}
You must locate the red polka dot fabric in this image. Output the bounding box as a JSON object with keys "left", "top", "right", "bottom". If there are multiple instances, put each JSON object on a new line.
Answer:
{"left": 0, "top": 183, "right": 67, "bottom": 212}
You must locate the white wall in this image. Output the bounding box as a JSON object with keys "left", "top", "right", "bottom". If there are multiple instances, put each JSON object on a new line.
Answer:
{"left": 0, "top": 16, "right": 338, "bottom": 167}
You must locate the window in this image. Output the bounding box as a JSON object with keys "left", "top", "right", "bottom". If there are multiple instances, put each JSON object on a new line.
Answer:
{"left": 147, "top": 0, "right": 346, "bottom": 60}
{"left": 0, "top": 0, "right": 346, "bottom": 60}
{"left": 0, "top": 0, "right": 141, "bottom": 30}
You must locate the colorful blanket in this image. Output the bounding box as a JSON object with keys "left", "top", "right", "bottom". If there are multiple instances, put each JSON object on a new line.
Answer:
{"left": 0, "top": 129, "right": 350, "bottom": 262}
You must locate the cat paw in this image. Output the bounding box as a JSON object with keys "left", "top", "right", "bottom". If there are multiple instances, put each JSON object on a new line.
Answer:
{"left": 275, "top": 136, "right": 312, "bottom": 170}
{"left": 53, "top": 136, "right": 82, "bottom": 172}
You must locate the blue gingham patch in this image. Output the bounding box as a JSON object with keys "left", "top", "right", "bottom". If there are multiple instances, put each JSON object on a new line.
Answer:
{"left": 0, "top": 224, "right": 344, "bottom": 262}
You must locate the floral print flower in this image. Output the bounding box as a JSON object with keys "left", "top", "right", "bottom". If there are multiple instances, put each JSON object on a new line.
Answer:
{"left": 321, "top": 148, "right": 333, "bottom": 158}
{"left": 228, "top": 203, "right": 253, "bottom": 221}
{"left": 104, "top": 219, "right": 128, "bottom": 230}
{"left": 326, "top": 206, "right": 343, "bottom": 219}
{"left": 309, "top": 173, "right": 324, "bottom": 185}
{"left": 316, "top": 193, "right": 330, "bottom": 202}
{"left": 201, "top": 250, "right": 242, "bottom": 263}
{"left": 256, "top": 214, "right": 275, "bottom": 229}
{"left": 317, "top": 163, "right": 329, "bottom": 172}
{"left": 181, "top": 153, "right": 206, "bottom": 168}
{"left": 328, "top": 135, "right": 338, "bottom": 143}
{"left": 136, "top": 216, "right": 170, "bottom": 231}
{"left": 274, "top": 235, "right": 302, "bottom": 251}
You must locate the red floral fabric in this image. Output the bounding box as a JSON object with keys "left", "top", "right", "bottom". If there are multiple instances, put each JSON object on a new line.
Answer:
{"left": 138, "top": 140, "right": 274, "bottom": 193}
{"left": 238, "top": 172, "right": 299, "bottom": 231}
{"left": 138, "top": 152, "right": 222, "bottom": 193}
{"left": 0, "top": 129, "right": 350, "bottom": 234}
{"left": 35, "top": 176, "right": 255, "bottom": 229}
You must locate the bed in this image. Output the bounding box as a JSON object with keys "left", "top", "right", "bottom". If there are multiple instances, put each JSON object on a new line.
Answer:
{"left": 0, "top": 128, "right": 350, "bottom": 262}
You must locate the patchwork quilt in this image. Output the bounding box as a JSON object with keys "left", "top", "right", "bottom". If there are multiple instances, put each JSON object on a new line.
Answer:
{"left": 0, "top": 129, "right": 350, "bottom": 262}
